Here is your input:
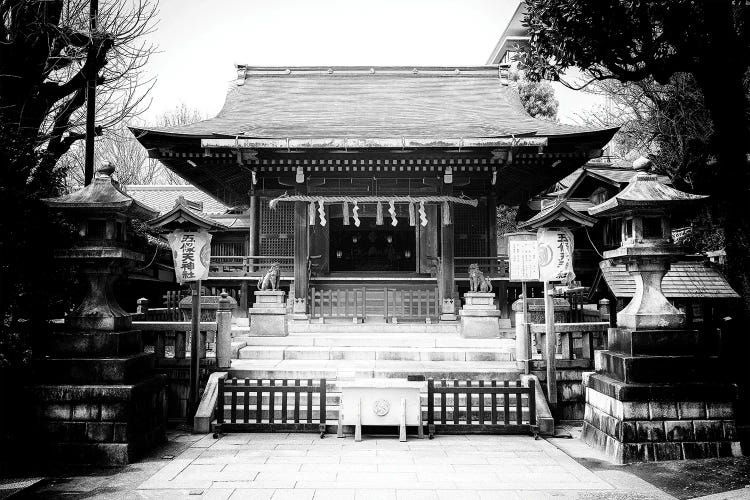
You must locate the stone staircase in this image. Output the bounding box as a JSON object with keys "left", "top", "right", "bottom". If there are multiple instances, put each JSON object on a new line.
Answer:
{"left": 219, "top": 322, "right": 525, "bottom": 427}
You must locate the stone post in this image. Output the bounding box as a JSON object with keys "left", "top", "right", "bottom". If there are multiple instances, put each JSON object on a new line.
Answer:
{"left": 216, "top": 292, "right": 232, "bottom": 369}
{"left": 136, "top": 297, "right": 149, "bottom": 315}
{"left": 514, "top": 308, "right": 530, "bottom": 371}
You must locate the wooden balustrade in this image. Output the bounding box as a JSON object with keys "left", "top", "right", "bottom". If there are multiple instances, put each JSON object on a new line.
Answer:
{"left": 210, "top": 255, "right": 294, "bottom": 276}
{"left": 309, "top": 286, "right": 440, "bottom": 323}
{"left": 454, "top": 256, "right": 509, "bottom": 277}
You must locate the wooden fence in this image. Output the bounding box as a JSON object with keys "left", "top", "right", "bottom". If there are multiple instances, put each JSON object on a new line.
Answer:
{"left": 426, "top": 379, "right": 537, "bottom": 438}
{"left": 214, "top": 378, "right": 327, "bottom": 437}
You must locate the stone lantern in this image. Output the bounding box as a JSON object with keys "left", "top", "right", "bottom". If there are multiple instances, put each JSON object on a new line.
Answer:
{"left": 581, "top": 172, "right": 740, "bottom": 463}
{"left": 44, "top": 161, "right": 158, "bottom": 331}
{"left": 30, "top": 162, "right": 167, "bottom": 466}
{"left": 589, "top": 172, "right": 706, "bottom": 330}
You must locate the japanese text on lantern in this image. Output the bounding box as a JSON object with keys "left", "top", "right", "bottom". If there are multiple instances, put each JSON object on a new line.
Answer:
{"left": 167, "top": 229, "right": 213, "bottom": 284}
{"left": 537, "top": 228, "right": 575, "bottom": 283}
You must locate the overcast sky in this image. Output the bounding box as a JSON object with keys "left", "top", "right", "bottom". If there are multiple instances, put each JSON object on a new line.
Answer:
{"left": 139, "top": 0, "right": 599, "bottom": 125}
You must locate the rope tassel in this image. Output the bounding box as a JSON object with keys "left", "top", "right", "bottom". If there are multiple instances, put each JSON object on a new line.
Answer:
{"left": 408, "top": 202, "right": 416, "bottom": 227}
{"left": 308, "top": 201, "right": 316, "bottom": 226}
{"left": 352, "top": 201, "right": 361, "bottom": 227}
{"left": 318, "top": 199, "right": 326, "bottom": 226}
{"left": 419, "top": 201, "right": 428, "bottom": 227}
{"left": 389, "top": 200, "right": 397, "bottom": 226}
{"left": 342, "top": 201, "right": 350, "bottom": 226}
{"left": 376, "top": 201, "right": 384, "bottom": 226}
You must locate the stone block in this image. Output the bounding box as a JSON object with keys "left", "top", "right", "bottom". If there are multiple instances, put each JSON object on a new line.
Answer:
{"left": 113, "top": 423, "right": 128, "bottom": 443}
{"left": 636, "top": 421, "right": 666, "bottom": 442}
{"left": 86, "top": 422, "right": 114, "bottom": 442}
{"left": 717, "top": 441, "right": 743, "bottom": 458}
{"left": 45, "top": 330, "right": 141, "bottom": 358}
{"left": 621, "top": 421, "right": 637, "bottom": 443}
{"left": 462, "top": 292, "right": 497, "bottom": 309}
{"left": 72, "top": 403, "right": 99, "bottom": 421}
{"left": 622, "top": 443, "right": 652, "bottom": 462}
{"left": 34, "top": 352, "right": 155, "bottom": 384}
{"left": 678, "top": 402, "right": 706, "bottom": 419}
{"left": 665, "top": 420, "right": 694, "bottom": 441}
{"left": 723, "top": 421, "right": 738, "bottom": 440}
{"left": 44, "top": 404, "right": 71, "bottom": 420}
{"left": 683, "top": 442, "right": 717, "bottom": 460}
{"left": 693, "top": 420, "right": 723, "bottom": 441}
{"left": 653, "top": 442, "right": 683, "bottom": 461}
{"left": 458, "top": 312, "right": 501, "bottom": 339}
{"left": 622, "top": 401, "right": 650, "bottom": 420}
{"left": 66, "top": 422, "right": 87, "bottom": 442}
{"left": 48, "top": 442, "right": 131, "bottom": 466}
{"left": 608, "top": 329, "right": 702, "bottom": 357}
{"left": 247, "top": 311, "right": 288, "bottom": 336}
{"left": 649, "top": 402, "right": 678, "bottom": 420}
{"left": 706, "top": 402, "right": 734, "bottom": 419}
{"left": 100, "top": 402, "right": 127, "bottom": 421}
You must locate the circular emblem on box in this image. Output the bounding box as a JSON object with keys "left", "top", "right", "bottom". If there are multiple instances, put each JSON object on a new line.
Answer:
{"left": 372, "top": 399, "right": 391, "bottom": 416}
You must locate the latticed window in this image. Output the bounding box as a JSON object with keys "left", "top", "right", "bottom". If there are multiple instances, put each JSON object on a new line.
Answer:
{"left": 454, "top": 201, "right": 488, "bottom": 257}
{"left": 260, "top": 197, "right": 295, "bottom": 257}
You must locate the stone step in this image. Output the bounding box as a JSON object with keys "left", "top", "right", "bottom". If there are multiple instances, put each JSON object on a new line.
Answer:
{"left": 234, "top": 335, "right": 515, "bottom": 350}
{"left": 228, "top": 359, "right": 521, "bottom": 381}
{"left": 237, "top": 345, "right": 514, "bottom": 362}
{"left": 287, "top": 323, "right": 461, "bottom": 334}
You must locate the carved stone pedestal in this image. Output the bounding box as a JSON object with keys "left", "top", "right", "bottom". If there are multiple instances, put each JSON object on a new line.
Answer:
{"left": 459, "top": 292, "right": 502, "bottom": 339}
{"left": 582, "top": 327, "right": 740, "bottom": 463}
{"left": 249, "top": 290, "right": 288, "bottom": 336}
{"left": 29, "top": 328, "right": 167, "bottom": 466}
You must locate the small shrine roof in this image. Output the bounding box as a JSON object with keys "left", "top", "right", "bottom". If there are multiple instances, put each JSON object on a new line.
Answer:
{"left": 147, "top": 197, "right": 229, "bottom": 232}
{"left": 519, "top": 200, "right": 597, "bottom": 229}
{"left": 133, "top": 65, "right": 617, "bottom": 142}
{"left": 124, "top": 185, "right": 229, "bottom": 216}
{"left": 45, "top": 164, "right": 157, "bottom": 219}
{"left": 589, "top": 173, "right": 707, "bottom": 216}
{"left": 598, "top": 259, "right": 739, "bottom": 299}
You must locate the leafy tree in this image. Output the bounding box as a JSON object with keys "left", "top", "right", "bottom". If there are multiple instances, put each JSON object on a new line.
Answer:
{"left": 0, "top": 0, "right": 157, "bottom": 361}
{"left": 521, "top": 0, "right": 750, "bottom": 317}
{"left": 517, "top": 79, "right": 559, "bottom": 121}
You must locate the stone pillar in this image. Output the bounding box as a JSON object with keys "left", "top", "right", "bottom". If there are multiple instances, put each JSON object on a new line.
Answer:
{"left": 293, "top": 201, "right": 308, "bottom": 320}
{"left": 459, "top": 292, "right": 501, "bottom": 338}
{"left": 248, "top": 290, "right": 288, "bottom": 336}
{"left": 216, "top": 292, "right": 232, "bottom": 368}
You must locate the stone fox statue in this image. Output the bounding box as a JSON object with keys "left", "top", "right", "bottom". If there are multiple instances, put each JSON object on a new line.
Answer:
{"left": 468, "top": 263, "right": 493, "bottom": 293}
{"left": 257, "top": 262, "right": 281, "bottom": 291}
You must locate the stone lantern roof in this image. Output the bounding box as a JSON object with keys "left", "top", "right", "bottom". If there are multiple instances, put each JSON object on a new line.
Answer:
{"left": 588, "top": 172, "right": 707, "bottom": 217}
{"left": 44, "top": 162, "right": 157, "bottom": 220}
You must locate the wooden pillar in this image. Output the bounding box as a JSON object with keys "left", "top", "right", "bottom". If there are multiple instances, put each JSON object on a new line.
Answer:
{"left": 440, "top": 200, "right": 457, "bottom": 321}
{"left": 248, "top": 195, "right": 258, "bottom": 271}
{"left": 293, "top": 200, "right": 309, "bottom": 319}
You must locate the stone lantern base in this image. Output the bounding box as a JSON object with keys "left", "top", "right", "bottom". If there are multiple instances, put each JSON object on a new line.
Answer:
{"left": 28, "top": 329, "right": 167, "bottom": 466}
{"left": 582, "top": 328, "right": 740, "bottom": 463}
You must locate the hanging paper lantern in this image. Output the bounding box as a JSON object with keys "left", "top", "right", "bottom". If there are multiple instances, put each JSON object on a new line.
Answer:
{"left": 442, "top": 201, "right": 451, "bottom": 225}
{"left": 389, "top": 200, "right": 397, "bottom": 226}
{"left": 318, "top": 199, "right": 327, "bottom": 226}
{"left": 308, "top": 201, "right": 316, "bottom": 226}
{"left": 376, "top": 201, "right": 384, "bottom": 225}
{"left": 419, "top": 201, "right": 428, "bottom": 227}
{"left": 342, "top": 201, "right": 350, "bottom": 226}
{"left": 352, "top": 201, "right": 361, "bottom": 227}
{"left": 408, "top": 202, "right": 416, "bottom": 227}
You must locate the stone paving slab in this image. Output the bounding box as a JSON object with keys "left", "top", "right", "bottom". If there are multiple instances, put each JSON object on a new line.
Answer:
{"left": 131, "top": 432, "right": 625, "bottom": 498}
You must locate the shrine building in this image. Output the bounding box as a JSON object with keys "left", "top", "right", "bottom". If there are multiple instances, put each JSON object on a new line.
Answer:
{"left": 133, "top": 65, "right": 616, "bottom": 323}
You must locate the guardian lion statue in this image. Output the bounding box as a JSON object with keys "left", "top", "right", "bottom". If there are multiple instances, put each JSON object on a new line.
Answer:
{"left": 257, "top": 262, "right": 281, "bottom": 291}
{"left": 468, "top": 263, "right": 492, "bottom": 293}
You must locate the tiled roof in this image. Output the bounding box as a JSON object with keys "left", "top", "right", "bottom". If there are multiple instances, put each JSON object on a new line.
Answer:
{"left": 123, "top": 185, "right": 229, "bottom": 215}
{"left": 589, "top": 173, "right": 707, "bottom": 216}
{"left": 600, "top": 259, "right": 739, "bottom": 299}
{"left": 136, "top": 66, "right": 615, "bottom": 140}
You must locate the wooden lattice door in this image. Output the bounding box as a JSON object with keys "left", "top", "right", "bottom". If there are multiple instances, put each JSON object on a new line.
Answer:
{"left": 259, "top": 197, "right": 295, "bottom": 258}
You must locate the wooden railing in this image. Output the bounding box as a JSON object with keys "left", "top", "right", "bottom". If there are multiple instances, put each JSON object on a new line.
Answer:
{"left": 210, "top": 255, "right": 294, "bottom": 276}
{"left": 214, "top": 378, "right": 327, "bottom": 436}
{"left": 454, "top": 256, "right": 509, "bottom": 277}
{"left": 426, "top": 379, "right": 537, "bottom": 437}
{"left": 309, "top": 286, "right": 440, "bottom": 323}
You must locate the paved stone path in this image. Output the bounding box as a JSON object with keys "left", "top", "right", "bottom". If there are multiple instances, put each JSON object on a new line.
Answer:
{"left": 132, "top": 432, "right": 668, "bottom": 499}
